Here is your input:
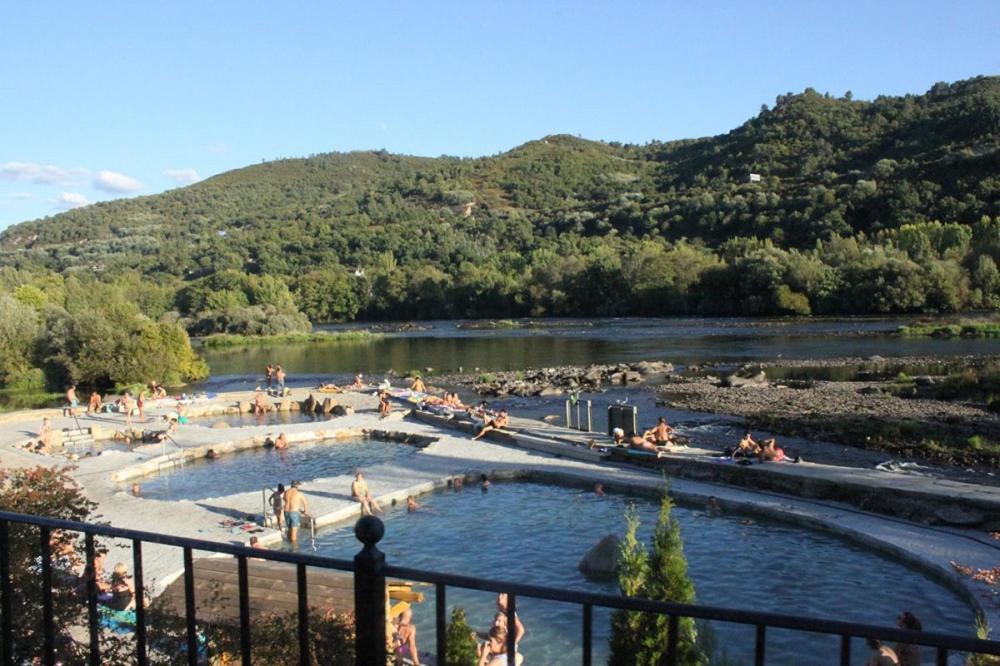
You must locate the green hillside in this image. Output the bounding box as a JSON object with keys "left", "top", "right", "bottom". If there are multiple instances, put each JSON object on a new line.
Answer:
{"left": 1, "top": 76, "right": 998, "bottom": 329}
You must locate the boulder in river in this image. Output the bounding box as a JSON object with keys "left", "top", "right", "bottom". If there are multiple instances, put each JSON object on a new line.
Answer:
{"left": 578, "top": 534, "right": 621, "bottom": 581}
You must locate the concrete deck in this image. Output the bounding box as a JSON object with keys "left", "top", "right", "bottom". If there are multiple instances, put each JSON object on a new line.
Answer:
{"left": 1, "top": 388, "right": 997, "bottom": 633}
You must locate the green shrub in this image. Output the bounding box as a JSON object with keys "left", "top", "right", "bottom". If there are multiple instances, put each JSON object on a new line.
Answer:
{"left": 444, "top": 606, "right": 479, "bottom": 666}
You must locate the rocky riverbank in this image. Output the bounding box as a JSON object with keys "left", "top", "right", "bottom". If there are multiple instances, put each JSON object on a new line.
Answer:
{"left": 657, "top": 372, "right": 1000, "bottom": 467}
{"left": 432, "top": 355, "right": 1000, "bottom": 469}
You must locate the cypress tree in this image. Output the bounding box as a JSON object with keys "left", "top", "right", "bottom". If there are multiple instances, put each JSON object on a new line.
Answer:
{"left": 609, "top": 492, "right": 704, "bottom": 665}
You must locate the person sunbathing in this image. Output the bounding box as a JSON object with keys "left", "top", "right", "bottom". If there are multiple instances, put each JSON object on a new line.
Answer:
{"left": 473, "top": 409, "right": 509, "bottom": 440}
{"left": 758, "top": 438, "right": 787, "bottom": 462}
{"left": 732, "top": 431, "right": 760, "bottom": 459}
{"left": 643, "top": 417, "right": 674, "bottom": 446}
{"left": 351, "top": 472, "right": 382, "bottom": 515}
{"left": 628, "top": 433, "right": 669, "bottom": 457}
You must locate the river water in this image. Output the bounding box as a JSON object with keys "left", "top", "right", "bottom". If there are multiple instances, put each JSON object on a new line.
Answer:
{"left": 198, "top": 316, "right": 995, "bottom": 390}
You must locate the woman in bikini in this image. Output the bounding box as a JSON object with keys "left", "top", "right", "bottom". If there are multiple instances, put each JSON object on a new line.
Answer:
{"left": 393, "top": 607, "right": 420, "bottom": 665}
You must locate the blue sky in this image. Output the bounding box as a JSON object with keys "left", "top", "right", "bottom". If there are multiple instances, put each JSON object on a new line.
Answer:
{"left": 1, "top": 1, "right": 997, "bottom": 229}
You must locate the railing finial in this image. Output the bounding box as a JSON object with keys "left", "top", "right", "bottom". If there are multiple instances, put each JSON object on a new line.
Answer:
{"left": 354, "top": 515, "right": 385, "bottom": 547}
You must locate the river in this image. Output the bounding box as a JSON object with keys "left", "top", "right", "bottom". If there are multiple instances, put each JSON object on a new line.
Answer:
{"left": 197, "top": 316, "right": 995, "bottom": 390}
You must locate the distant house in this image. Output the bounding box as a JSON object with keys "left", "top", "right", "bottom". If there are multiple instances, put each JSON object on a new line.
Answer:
{"left": 353, "top": 268, "right": 365, "bottom": 278}
{"left": 749, "top": 173, "right": 762, "bottom": 183}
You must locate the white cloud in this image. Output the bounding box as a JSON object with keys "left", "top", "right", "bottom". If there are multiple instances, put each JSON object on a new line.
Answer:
{"left": 93, "top": 170, "right": 144, "bottom": 194}
{"left": 54, "top": 192, "right": 89, "bottom": 210}
{"left": 6, "top": 192, "right": 36, "bottom": 200}
{"left": 164, "top": 168, "right": 200, "bottom": 185}
{"left": 0, "top": 162, "right": 88, "bottom": 185}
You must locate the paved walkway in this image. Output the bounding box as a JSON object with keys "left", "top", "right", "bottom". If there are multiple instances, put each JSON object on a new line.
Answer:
{"left": 1, "top": 389, "right": 997, "bottom": 632}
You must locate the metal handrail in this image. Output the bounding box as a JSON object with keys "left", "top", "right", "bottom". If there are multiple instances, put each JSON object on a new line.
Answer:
{"left": 384, "top": 562, "right": 999, "bottom": 654}
{"left": 1, "top": 508, "right": 999, "bottom": 666}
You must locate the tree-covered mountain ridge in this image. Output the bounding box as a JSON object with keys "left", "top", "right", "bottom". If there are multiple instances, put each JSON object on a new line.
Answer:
{"left": 0, "top": 75, "right": 998, "bottom": 326}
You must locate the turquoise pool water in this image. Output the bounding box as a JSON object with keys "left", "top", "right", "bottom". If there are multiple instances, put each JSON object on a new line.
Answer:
{"left": 125, "top": 438, "right": 419, "bottom": 501}
{"left": 289, "top": 481, "right": 976, "bottom": 665}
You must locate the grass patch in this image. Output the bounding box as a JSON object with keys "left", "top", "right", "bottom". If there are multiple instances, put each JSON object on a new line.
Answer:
{"left": 898, "top": 321, "right": 1000, "bottom": 338}
{"left": 199, "top": 330, "right": 382, "bottom": 349}
{"left": 0, "top": 389, "right": 61, "bottom": 412}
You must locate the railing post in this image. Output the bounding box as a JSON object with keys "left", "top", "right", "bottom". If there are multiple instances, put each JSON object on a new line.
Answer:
{"left": 0, "top": 521, "right": 12, "bottom": 666}
{"left": 354, "top": 516, "right": 386, "bottom": 666}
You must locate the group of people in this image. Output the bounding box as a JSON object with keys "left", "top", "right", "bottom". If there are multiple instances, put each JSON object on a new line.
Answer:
{"left": 268, "top": 480, "right": 310, "bottom": 543}
{"left": 391, "top": 592, "right": 525, "bottom": 666}
{"left": 730, "top": 430, "right": 798, "bottom": 463}
{"left": 264, "top": 364, "right": 287, "bottom": 394}
{"left": 43, "top": 530, "right": 137, "bottom": 614}
{"left": 866, "top": 611, "right": 924, "bottom": 665}
{"left": 611, "top": 416, "right": 676, "bottom": 456}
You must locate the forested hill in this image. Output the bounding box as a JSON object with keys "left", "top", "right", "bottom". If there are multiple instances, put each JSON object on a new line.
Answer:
{"left": 1, "top": 75, "right": 999, "bottom": 327}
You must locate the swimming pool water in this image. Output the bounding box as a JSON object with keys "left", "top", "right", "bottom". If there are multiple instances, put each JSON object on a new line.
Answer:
{"left": 290, "top": 481, "right": 976, "bottom": 665}
{"left": 125, "top": 438, "right": 419, "bottom": 501}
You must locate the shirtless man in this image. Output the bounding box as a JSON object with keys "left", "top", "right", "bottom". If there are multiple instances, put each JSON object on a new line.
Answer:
{"left": 87, "top": 391, "right": 102, "bottom": 416}
{"left": 65, "top": 385, "right": 79, "bottom": 417}
{"left": 473, "top": 409, "right": 508, "bottom": 440}
{"left": 643, "top": 417, "right": 674, "bottom": 446}
{"left": 273, "top": 432, "right": 289, "bottom": 450}
{"left": 265, "top": 364, "right": 274, "bottom": 388}
{"left": 351, "top": 374, "right": 364, "bottom": 389}
{"left": 351, "top": 472, "right": 382, "bottom": 516}
{"left": 274, "top": 366, "right": 286, "bottom": 392}
{"left": 410, "top": 375, "right": 426, "bottom": 393}
{"left": 137, "top": 391, "right": 147, "bottom": 423}
{"left": 283, "top": 481, "right": 308, "bottom": 543}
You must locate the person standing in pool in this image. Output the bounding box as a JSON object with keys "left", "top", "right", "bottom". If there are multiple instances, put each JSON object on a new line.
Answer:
{"left": 283, "top": 481, "right": 308, "bottom": 543}
{"left": 273, "top": 432, "right": 289, "bottom": 450}
{"left": 269, "top": 483, "right": 286, "bottom": 531}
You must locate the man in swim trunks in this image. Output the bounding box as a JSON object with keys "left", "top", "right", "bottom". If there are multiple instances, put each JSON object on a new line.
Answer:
{"left": 473, "top": 409, "right": 508, "bottom": 440}
{"left": 351, "top": 472, "right": 382, "bottom": 516}
{"left": 275, "top": 366, "right": 286, "bottom": 392}
{"left": 65, "top": 385, "right": 79, "bottom": 417}
{"left": 283, "top": 481, "right": 308, "bottom": 543}
{"left": 410, "top": 375, "right": 426, "bottom": 393}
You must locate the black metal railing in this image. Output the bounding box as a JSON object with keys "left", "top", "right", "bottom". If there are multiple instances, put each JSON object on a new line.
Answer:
{"left": 1, "top": 509, "right": 999, "bottom": 666}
